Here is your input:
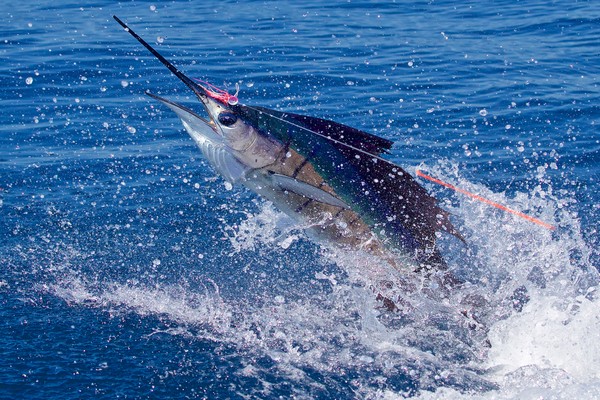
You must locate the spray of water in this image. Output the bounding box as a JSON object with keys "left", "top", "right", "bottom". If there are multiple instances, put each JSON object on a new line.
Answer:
{"left": 37, "top": 160, "right": 599, "bottom": 398}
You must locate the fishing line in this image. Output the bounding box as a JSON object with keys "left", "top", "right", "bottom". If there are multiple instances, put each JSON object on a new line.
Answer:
{"left": 415, "top": 170, "right": 556, "bottom": 230}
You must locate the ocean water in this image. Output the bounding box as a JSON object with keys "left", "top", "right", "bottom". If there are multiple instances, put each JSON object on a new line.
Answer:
{"left": 1, "top": 0, "right": 599, "bottom": 398}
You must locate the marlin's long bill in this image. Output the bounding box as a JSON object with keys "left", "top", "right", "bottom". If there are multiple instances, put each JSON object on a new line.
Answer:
{"left": 113, "top": 15, "right": 206, "bottom": 101}
{"left": 114, "top": 16, "right": 465, "bottom": 271}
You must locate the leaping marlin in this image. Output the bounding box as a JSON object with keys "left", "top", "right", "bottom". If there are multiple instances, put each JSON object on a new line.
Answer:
{"left": 113, "top": 16, "right": 465, "bottom": 273}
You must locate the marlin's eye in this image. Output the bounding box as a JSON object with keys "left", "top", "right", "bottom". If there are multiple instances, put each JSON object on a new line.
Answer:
{"left": 218, "top": 113, "right": 238, "bottom": 126}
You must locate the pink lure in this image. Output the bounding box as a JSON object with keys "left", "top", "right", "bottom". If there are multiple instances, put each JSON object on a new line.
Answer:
{"left": 194, "top": 79, "right": 239, "bottom": 106}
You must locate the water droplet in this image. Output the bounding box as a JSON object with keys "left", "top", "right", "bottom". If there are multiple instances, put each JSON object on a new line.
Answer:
{"left": 120, "top": 80, "right": 129, "bottom": 88}
{"left": 479, "top": 109, "right": 488, "bottom": 117}
{"left": 127, "top": 126, "right": 136, "bottom": 134}
{"left": 156, "top": 36, "right": 164, "bottom": 44}
{"left": 25, "top": 77, "right": 33, "bottom": 85}
{"left": 224, "top": 182, "right": 233, "bottom": 191}
{"left": 149, "top": 5, "right": 156, "bottom": 11}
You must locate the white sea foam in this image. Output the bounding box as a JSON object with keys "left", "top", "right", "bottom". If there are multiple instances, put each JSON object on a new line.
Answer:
{"left": 409, "top": 163, "right": 600, "bottom": 399}
{"left": 486, "top": 293, "right": 600, "bottom": 382}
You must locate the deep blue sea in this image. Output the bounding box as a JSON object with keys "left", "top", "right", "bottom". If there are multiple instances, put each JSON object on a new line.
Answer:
{"left": 2, "top": 1, "right": 599, "bottom": 399}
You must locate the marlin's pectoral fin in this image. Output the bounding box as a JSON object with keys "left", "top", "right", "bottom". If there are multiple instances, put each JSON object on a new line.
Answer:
{"left": 270, "top": 173, "right": 350, "bottom": 209}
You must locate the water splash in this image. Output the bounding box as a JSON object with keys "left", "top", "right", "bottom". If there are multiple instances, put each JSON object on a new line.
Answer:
{"left": 23, "top": 161, "right": 600, "bottom": 397}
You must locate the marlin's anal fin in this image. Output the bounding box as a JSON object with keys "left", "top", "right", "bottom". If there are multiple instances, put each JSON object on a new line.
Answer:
{"left": 270, "top": 174, "right": 350, "bottom": 209}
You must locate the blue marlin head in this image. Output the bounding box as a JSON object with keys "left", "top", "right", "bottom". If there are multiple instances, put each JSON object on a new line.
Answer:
{"left": 114, "top": 16, "right": 466, "bottom": 271}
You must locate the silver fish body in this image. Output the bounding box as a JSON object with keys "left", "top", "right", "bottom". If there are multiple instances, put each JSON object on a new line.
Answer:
{"left": 151, "top": 93, "right": 388, "bottom": 258}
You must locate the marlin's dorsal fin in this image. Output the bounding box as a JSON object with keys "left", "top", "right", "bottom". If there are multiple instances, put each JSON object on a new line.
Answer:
{"left": 283, "top": 112, "right": 393, "bottom": 156}
{"left": 269, "top": 174, "right": 350, "bottom": 210}
{"left": 239, "top": 106, "right": 393, "bottom": 157}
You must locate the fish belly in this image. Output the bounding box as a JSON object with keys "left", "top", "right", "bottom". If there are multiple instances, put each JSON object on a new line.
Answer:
{"left": 244, "top": 148, "right": 391, "bottom": 258}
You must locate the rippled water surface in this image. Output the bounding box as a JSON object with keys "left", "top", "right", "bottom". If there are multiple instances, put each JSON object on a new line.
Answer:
{"left": 1, "top": 1, "right": 599, "bottom": 399}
